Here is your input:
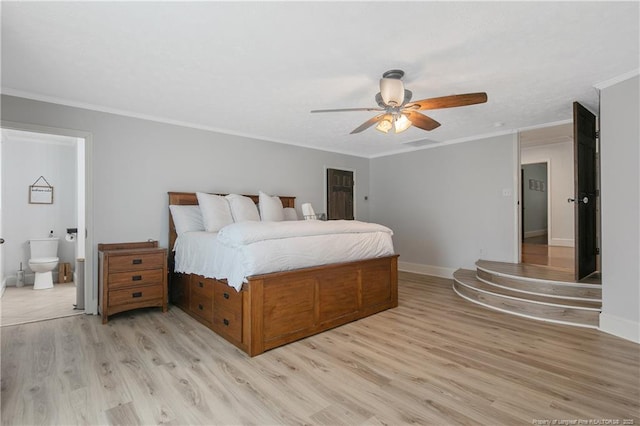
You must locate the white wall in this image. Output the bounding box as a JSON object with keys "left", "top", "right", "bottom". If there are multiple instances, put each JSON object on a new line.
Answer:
{"left": 1, "top": 95, "right": 370, "bottom": 310}
{"left": 522, "top": 162, "right": 548, "bottom": 236}
{"left": 599, "top": 74, "right": 640, "bottom": 343}
{"left": 521, "top": 141, "right": 574, "bottom": 246}
{"left": 370, "top": 134, "right": 518, "bottom": 276}
{"left": 2, "top": 132, "right": 77, "bottom": 285}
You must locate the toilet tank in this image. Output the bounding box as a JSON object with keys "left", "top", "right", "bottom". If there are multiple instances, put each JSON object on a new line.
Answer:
{"left": 29, "top": 238, "right": 59, "bottom": 258}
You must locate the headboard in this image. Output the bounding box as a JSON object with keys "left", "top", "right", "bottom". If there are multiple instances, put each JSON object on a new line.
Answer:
{"left": 167, "top": 192, "right": 296, "bottom": 255}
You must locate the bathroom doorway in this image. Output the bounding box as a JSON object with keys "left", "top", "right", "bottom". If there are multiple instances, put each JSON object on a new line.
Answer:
{"left": 522, "top": 162, "right": 548, "bottom": 244}
{"left": 0, "top": 126, "right": 93, "bottom": 325}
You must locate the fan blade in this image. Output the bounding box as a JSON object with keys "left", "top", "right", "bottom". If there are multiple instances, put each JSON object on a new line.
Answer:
{"left": 405, "top": 92, "right": 487, "bottom": 111}
{"left": 311, "top": 107, "right": 384, "bottom": 113}
{"left": 350, "top": 114, "right": 386, "bottom": 134}
{"left": 407, "top": 112, "right": 441, "bottom": 131}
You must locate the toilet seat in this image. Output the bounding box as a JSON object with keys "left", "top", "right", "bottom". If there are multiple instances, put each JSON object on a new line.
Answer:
{"left": 29, "top": 257, "right": 59, "bottom": 264}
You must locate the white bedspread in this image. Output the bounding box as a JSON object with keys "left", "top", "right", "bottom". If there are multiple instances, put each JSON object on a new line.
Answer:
{"left": 174, "top": 220, "right": 395, "bottom": 291}
{"left": 217, "top": 219, "right": 392, "bottom": 246}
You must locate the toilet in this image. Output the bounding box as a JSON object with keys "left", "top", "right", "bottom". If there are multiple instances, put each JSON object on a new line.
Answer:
{"left": 28, "top": 238, "right": 59, "bottom": 290}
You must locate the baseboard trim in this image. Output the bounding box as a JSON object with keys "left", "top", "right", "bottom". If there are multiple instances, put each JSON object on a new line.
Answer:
{"left": 524, "top": 229, "right": 547, "bottom": 238}
{"left": 599, "top": 313, "right": 640, "bottom": 343}
{"left": 549, "top": 238, "right": 574, "bottom": 247}
{"left": 398, "top": 261, "right": 456, "bottom": 278}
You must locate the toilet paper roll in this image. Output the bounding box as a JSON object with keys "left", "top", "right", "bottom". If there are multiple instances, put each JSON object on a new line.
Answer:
{"left": 65, "top": 233, "right": 75, "bottom": 242}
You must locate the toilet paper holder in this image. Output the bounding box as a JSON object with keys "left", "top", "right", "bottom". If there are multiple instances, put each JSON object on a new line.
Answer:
{"left": 65, "top": 228, "right": 78, "bottom": 242}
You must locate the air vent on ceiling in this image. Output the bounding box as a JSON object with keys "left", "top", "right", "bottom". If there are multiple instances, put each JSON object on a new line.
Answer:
{"left": 403, "top": 139, "right": 438, "bottom": 147}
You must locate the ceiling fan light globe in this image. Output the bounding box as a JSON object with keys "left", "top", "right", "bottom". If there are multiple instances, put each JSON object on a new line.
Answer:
{"left": 380, "top": 78, "right": 404, "bottom": 106}
{"left": 375, "top": 117, "right": 393, "bottom": 133}
{"left": 394, "top": 114, "right": 412, "bottom": 133}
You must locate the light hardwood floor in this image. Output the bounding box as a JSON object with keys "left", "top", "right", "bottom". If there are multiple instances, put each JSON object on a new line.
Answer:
{"left": 1, "top": 273, "right": 638, "bottom": 425}
{"left": 1, "top": 282, "right": 82, "bottom": 327}
{"left": 522, "top": 238, "right": 575, "bottom": 273}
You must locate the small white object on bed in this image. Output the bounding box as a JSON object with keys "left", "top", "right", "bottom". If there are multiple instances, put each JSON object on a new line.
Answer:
{"left": 283, "top": 207, "right": 298, "bottom": 221}
{"left": 196, "top": 192, "right": 234, "bottom": 232}
{"left": 258, "top": 191, "right": 285, "bottom": 222}
{"left": 169, "top": 205, "right": 204, "bottom": 234}
{"left": 226, "top": 194, "right": 260, "bottom": 222}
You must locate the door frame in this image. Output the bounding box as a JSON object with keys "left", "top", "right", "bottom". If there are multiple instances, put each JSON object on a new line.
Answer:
{"left": 515, "top": 119, "right": 572, "bottom": 264}
{"left": 1, "top": 120, "right": 96, "bottom": 314}
{"left": 324, "top": 166, "right": 356, "bottom": 220}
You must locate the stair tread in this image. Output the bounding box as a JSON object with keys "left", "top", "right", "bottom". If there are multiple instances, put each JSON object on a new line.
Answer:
{"left": 476, "top": 269, "right": 601, "bottom": 300}
{"left": 454, "top": 269, "right": 601, "bottom": 309}
{"left": 453, "top": 280, "right": 599, "bottom": 328}
{"left": 476, "top": 260, "right": 601, "bottom": 285}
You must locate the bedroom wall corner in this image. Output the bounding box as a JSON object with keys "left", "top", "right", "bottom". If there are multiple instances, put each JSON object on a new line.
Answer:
{"left": 369, "top": 133, "right": 518, "bottom": 275}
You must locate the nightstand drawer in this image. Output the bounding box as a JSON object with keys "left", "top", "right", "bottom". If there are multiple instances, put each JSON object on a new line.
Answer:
{"left": 109, "top": 269, "right": 164, "bottom": 289}
{"left": 109, "top": 252, "right": 165, "bottom": 272}
{"left": 108, "top": 284, "right": 163, "bottom": 306}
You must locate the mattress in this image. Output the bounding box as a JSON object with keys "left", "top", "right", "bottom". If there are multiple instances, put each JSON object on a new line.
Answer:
{"left": 173, "top": 220, "right": 395, "bottom": 291}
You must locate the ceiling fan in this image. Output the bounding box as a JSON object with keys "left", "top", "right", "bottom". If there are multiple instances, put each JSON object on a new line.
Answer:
{"left": 310, "top": 70, "right": 488, "bottom": 134}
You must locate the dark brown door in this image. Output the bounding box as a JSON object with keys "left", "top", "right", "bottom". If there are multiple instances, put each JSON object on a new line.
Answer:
{"left": 573, "top": 102, "right": 598, "bottom": 280}
{"left": 521, "top": 168, "right": 525, "bottom": 240}
{"left": 327, "top": 168, "right": 354, "bottom": 220}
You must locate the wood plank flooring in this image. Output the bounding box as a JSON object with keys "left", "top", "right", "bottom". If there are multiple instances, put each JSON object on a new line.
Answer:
{"left": 522, "top": 235, "right": 574, "bottom": 272}
{"left": 1, "top": 282, "right": 82, "bottom": 327}
{"left": 2, "top": 273, "right": 638, "bottom": 425}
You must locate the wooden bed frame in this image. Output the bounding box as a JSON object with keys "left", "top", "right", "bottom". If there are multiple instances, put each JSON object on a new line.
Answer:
{"left": 168, "top": 192, "right": 398, "bottom": 356}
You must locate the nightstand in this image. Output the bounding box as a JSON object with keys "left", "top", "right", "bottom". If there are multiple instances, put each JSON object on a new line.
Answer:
{"left": 98, "top": 241, "right": 168, "bottom": 324}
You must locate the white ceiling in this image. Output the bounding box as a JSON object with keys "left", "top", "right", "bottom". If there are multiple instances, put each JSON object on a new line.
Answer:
{"left": 1, "top": 2, "right": 638, "bottom": 158}
{"left": 520, "top": 123, "right": 573, "bottom": 149}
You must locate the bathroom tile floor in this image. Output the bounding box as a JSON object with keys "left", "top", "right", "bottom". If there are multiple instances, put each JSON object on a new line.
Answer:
{"left": 0, "top": 282, "right": 83, "bottom": 327}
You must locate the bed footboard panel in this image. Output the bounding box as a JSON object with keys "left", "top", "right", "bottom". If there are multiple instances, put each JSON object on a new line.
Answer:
{"left": 246, "top": 255, "right": 399, "bottom": 356}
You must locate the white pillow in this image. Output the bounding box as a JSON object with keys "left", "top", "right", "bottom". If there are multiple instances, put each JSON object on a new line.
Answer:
{"left": 169, "top": 205, "right": 204, "bottom": 235}
{"left": 225, "top": 194, "right": 260, "bottom": 222}
{"left": 283, "top": 207, "right": 298, "bottom": 221}
{"left": 196, "top": 192, "right": 234, "bottom": 232}
{"left": 258, "top": 191, "right": 284, "bottom": 222}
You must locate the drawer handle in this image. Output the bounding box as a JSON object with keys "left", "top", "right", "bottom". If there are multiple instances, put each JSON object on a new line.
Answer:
{"left": 223, "top": 318, "right": 229, "bottom": 326}
{"left": 223, "top": 292, "right": 229, "bottom": 299}
{"left": 198, "top": 304, "right": 203, "bottom": 310}
{"left": 132, "top": 292, "right": 142, "bottom": 298}
{"left": 132, "top": 259, "right": 143, "bottom": 265}
{"left": 198, "top": 282, "right": 204, "bottom": 288}
{"left": 132, "top": 275, "right": 142, "bottom": 281}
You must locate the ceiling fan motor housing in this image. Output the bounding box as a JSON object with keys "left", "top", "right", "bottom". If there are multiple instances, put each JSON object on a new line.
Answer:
{"left": 382, "top": 69, "right": 405, "bottom": 79}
